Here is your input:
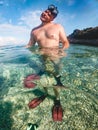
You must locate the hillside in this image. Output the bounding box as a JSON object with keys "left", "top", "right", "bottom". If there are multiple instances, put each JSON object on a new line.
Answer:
{"left": 68, "top": 26, "right": 98, "bottom": 46}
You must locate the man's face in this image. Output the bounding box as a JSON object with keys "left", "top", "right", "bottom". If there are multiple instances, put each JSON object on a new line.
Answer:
{"left": 40, "top": 10, "right": 54, "bottom": 22}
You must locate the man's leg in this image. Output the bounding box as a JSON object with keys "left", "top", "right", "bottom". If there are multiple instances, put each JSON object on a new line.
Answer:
{"left": 43, "top": 87, "right": 48, "bottom": 95}
{"left": 53, "top": 87, "right": 60, "bottom": 100}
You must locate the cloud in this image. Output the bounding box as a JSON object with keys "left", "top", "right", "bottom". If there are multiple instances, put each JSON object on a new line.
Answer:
{"left": 0, "top": 23, "right": 28, "bottom": 32}
{"left": 0, "top": 9, "right": 42, "bottom": 46}
{"left": 56, "top": 12, "right": 76, "bottom": 25}
{"left": 19, "top": 10, "right": 41, "bottom": 28}
{"left": 0, "top": 23, "right": 30, "bottom": 45}
{"left": 0, "top": 36, "right": 25, "bottom": 46}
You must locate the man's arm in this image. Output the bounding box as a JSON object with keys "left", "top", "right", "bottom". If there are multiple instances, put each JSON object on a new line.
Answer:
{"left": 25, "top": 30, "right": 36, "bottom": 48}
{"left": 59, "top": 24, "right": 69, "bottom": 50}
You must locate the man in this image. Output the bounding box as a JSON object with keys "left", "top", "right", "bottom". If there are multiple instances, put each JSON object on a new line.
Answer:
{"left": 25, "top": 5, "right": 69, "bottom": 121}
{"left": 26, "top": 5, "right": 69, "bottom": 49}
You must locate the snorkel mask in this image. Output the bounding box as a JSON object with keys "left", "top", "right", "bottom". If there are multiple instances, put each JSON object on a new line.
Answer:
{"left": 48, "top": 4, "right": 59, "bottom": 18}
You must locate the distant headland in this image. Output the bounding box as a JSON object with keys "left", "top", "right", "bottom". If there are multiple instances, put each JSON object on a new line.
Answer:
{"left": 68, "top": 26, "right": 98, "bottom": 46}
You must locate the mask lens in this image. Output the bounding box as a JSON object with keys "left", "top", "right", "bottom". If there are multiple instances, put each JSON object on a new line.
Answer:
{"left": 48, "top": 5, "right": 55, "bottom": 10}
{"left": 52, "top": 10, "right": 57, "bottom": 14}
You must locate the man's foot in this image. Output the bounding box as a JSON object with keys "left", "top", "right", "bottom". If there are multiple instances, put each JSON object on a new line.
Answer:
{"left": 52, "top": 99, "right": 63, "bottom": 121}
{"left": 28, "top": 95, "right": 47, "bottom": 109}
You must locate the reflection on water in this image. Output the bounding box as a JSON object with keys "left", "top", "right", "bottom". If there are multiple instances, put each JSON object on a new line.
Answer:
{"left": 0, "top": 44, "right": 98, "bottom": 130}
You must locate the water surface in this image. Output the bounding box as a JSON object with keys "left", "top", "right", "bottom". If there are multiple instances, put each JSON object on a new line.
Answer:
{"left": 0, "top": 44, "right": 98, "bottom": 130}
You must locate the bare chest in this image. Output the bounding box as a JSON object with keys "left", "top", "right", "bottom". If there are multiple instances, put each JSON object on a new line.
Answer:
{"left": 33, "top": 27, "right": 59, "bottom": 41}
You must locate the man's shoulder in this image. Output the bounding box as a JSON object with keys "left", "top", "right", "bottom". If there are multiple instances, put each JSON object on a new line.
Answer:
{"left": 32, "top": 25, "right": 42, "bottom": 32}
{"left": 53, "top": 23, "right": 63, "bottom": 28}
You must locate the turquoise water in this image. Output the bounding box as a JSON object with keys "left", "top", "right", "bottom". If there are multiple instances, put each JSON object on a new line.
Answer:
{"left": 0, "top": 44, "right": 98, "bottom": 130}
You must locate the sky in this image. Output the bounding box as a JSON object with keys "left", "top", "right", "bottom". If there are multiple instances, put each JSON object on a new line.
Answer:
{"left": 0, "top": 0, "right": 98, "bottom": 45}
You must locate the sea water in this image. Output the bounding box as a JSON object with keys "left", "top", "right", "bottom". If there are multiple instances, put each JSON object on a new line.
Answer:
{"left": 0, "top": 44, "right": 98, "bottom": 130}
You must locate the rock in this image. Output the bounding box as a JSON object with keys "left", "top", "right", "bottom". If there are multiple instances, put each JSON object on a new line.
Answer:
{"left": 68, "top": 26, "right": 98, "bottom": 46}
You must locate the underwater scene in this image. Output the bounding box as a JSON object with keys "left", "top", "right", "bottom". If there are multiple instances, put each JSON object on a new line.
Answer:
{"left": 0, "top": 44, "right": 98, "bottom": 130}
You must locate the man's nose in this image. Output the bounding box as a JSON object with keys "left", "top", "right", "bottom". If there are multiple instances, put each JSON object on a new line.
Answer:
{"left": 43, "top": 12, "right": 46, "bottom": 15}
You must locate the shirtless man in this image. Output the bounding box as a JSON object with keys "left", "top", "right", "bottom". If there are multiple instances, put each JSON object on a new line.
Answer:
{"left": 25, "top": 5, "right": 69, "bottom": 121}
{"left": 26, "top": 5, "right": 69, "bottom": 49}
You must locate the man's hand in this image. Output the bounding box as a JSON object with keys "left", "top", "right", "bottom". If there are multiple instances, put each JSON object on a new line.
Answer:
{"left": 25, "top": 44, "right": 31, "bottom": 48}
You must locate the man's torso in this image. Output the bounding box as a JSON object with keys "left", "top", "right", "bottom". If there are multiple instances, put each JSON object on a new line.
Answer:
{"left": 32, "top": 23, "right": 60, "bottom": 48}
